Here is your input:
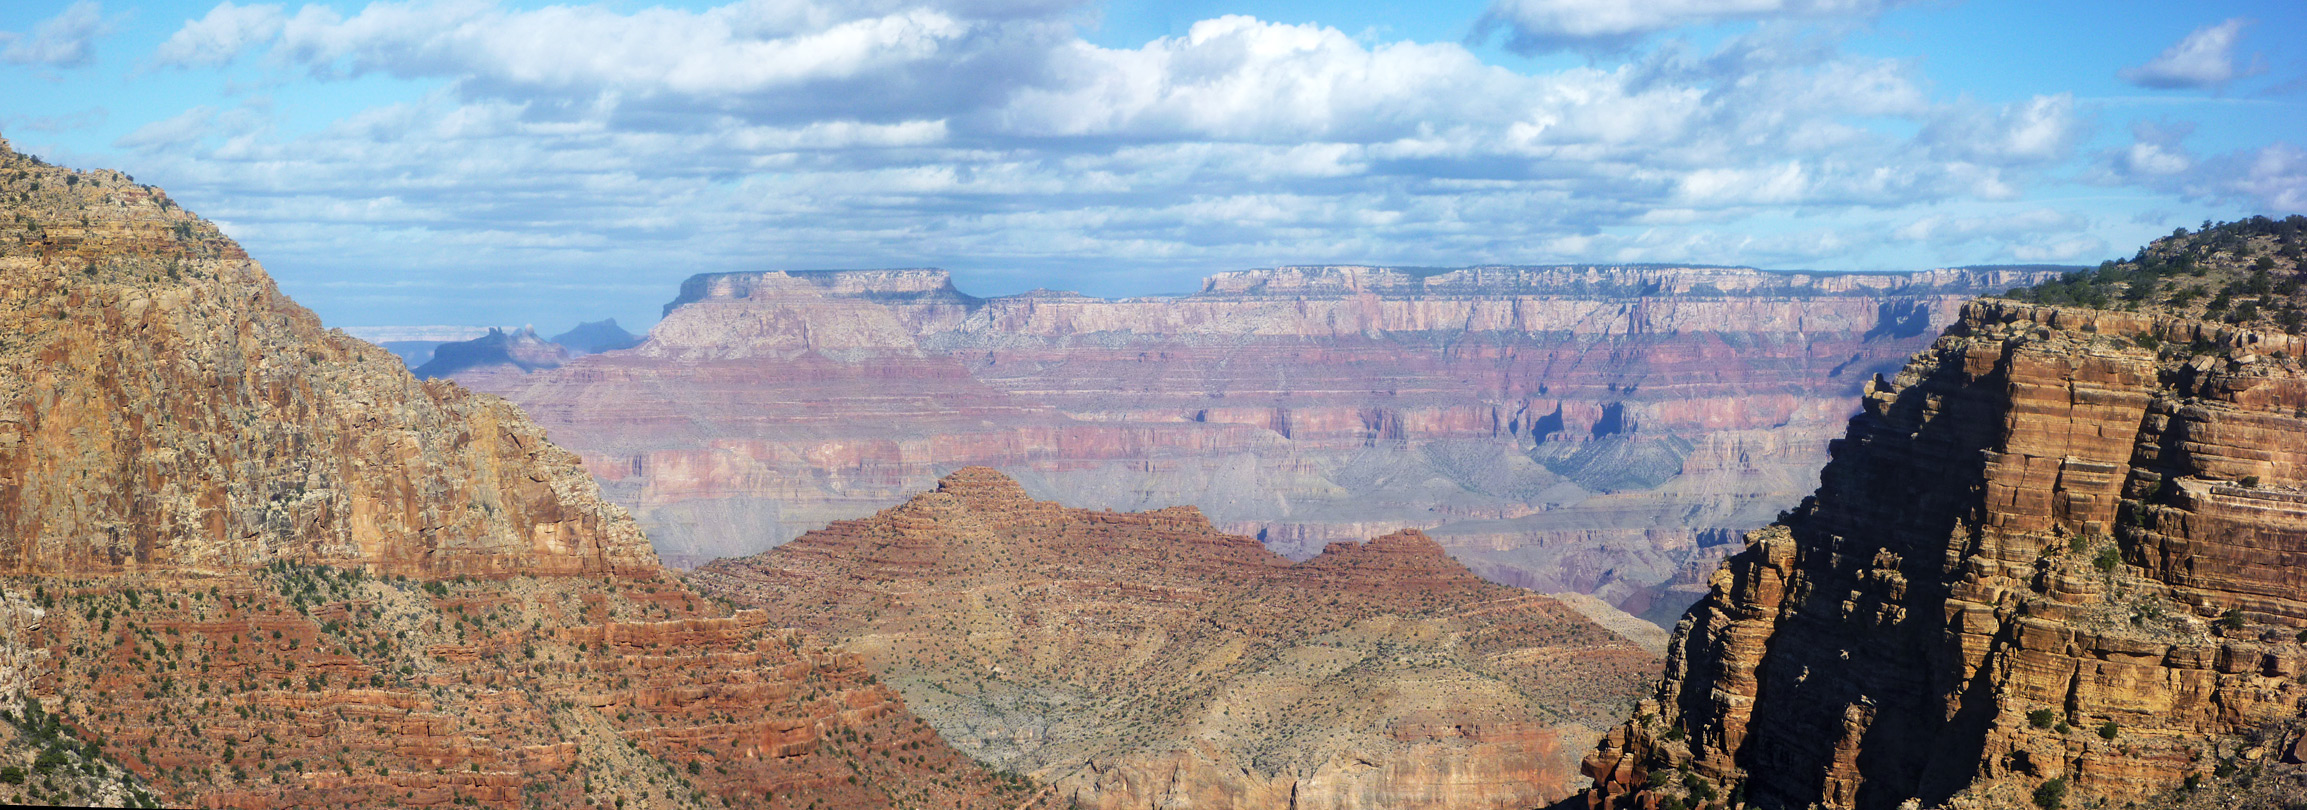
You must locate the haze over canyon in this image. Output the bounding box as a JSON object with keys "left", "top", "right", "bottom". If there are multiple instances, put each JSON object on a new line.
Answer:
{"left": 448, "top": 262, "right": 2061, "bottom": 625}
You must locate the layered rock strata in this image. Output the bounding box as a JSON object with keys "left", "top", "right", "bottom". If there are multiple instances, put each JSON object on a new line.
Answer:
{"left": 1583, "top": 220, "right": 2307, "bottom": 809}
{"left": 464, "top": 263, "right": 2061, "bottom": 617}
{"left": 0, "top": 139, "right": 1023, "bottom": 809}
{"left": 690, "top": 467, "right": 1662, "bottom": 810}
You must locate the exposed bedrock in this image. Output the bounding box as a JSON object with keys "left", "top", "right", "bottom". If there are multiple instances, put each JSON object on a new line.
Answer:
{"left": 689, "top": 466, "right": 1663, "bottom": 810}
{"left": 0, "top": 138, "right": 1023, "bottom": 810}
{"left": 463, "top": 265, "right": 2059, "bottom": 617}
{"left": 1583, "top": 298, "right": 2307, "bottom": 810}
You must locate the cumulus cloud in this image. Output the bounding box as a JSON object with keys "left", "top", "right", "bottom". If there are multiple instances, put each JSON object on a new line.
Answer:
{"left": 113, "top": 0, "right": 2292, "bottom": 326}
{"left": 151, "top": 0, "right": 1081, "bottom": 125}
{"left": 2199, "top": 142, "right": 2307, "bottom": 214}
{"left": 999, "top": 17, "right": 1521, "bottom": 141}
{"left": 1472, "top": 0, "right": 1908, "bottom": 53}
{"left": 1, "top": 1, "right": 118, "bottom": 68}
{"left": 152, "top": 1, "right": 284, "bottom": 68}
{"left": 1921, "top": 94, "right": 2085, "bottom": 166}
{"left": 2093, "top": 120, "right": 2306, "bottom": 214}
{"left": 2119, "top": 18, "right": 2263, "bottom": 90}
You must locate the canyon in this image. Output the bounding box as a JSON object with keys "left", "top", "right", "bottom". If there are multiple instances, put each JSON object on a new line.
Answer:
{"left": 0, "top": 138, "right": 1028, "bottom": 809}
{"left": 688, "top": 466, "right": 1661, "bottom": 810}
{"left": 1582, "top": 217, "right": 2307, "bottom": 809}
{"left": 456, "top": 263, "right": 2063, "bottom": 623}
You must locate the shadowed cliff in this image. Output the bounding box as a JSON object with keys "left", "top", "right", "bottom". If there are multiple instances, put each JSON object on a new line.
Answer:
{"left": 1584, "top": 217, "right": 2307, "bottom": 810}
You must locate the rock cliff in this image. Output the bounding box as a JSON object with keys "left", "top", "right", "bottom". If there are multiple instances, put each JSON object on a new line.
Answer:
{"left": 1582, "top": 217, "right": 2307, "bottom": 809}
{"left": 689, "top": 467, "right": 1662, "bottom": 810}
{"left": 463, "top": 263, "right": 2060, "bottom": 620}
{"left": 0, "top": 138, "right": 1025, "bottom": 809}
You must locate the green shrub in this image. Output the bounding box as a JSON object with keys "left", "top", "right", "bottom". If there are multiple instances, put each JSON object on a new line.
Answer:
{"left": 2033, "top": 777, "right": 2068, "bottom": 809}
{"left": 32, "top": 748, "right": 68, "bottom": 773}
{"left": 0, "top": 765, "right": 21, "bottom": 784}
{"left": 2028, "top": 709, "right": 2057, "bottom": 728}
{"left": 2098, "top": 721, "right": 2120, "bottom": 740}
{"left": 2221, "top": 609, "right": 2246, "bottom": 631}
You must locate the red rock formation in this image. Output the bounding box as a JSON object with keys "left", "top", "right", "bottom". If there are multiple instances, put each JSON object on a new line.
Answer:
{"left": 465, "top": 264, "right": 2058, "bottom": 620}
{"left": 690, "top": 466, "right": 1661, "bottom": 810}
{"left": 1582, "top": 218, "right": 2307, "bottom": 810}
{"left": 0, "top": 139, "right": 1025, "bottom": 809}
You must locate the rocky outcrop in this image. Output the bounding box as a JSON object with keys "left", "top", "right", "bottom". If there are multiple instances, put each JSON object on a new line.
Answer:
{"left": 464, "top": 263, "right": 2059, "bottom": 610}
{"left": 412, "top": 325, "right": 571, "bottom": 378}
{"left": 1582, "top": 218, "right": 2307, "bottom": 810}
{"left": 551, "top": 319, "right": 642, "bottom": 355}
{"left": 0, "top": 164, "right": 645, "bottom": 578}
{"left": 690, "top": 467, "right": 1661, "bottom": 810}
{"left": 0, "top": 139, "right": 1025, "bottom": 809}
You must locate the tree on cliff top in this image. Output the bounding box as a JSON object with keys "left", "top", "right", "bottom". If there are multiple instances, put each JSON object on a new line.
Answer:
{"left": 2001, "top": 215, "right": 2307, "bottom": 333}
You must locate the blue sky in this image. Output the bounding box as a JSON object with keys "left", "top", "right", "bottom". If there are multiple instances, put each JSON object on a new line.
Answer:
{"left": 3, "top": 0, "right": 2302, "bottom": 331}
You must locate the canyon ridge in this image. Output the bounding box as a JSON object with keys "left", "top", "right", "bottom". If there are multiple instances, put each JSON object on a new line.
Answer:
{"left": 454, "top": 262, "right": 2062, "bottom": 622}
{"left": 689, "top": 466, "right": 1662, "bottom": 810}
{"left": 0, "top": 138, "right": 1033, "bottom": 809}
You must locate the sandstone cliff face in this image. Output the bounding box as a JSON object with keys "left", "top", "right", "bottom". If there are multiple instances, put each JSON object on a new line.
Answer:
{"left": 1583, "top": 219, "right": 2307, "bottom": 810}
{"left": 465, "top": 264, "right": 2058, "bottom": 622}
{"left": 690, "top": 467, "right": 1661, "bottom": 810}
{"left": 0, "top": 155, "right": 651, "bottom": 579}
{"left": 0, "top": 139, "right": 1024, "bottom": 809}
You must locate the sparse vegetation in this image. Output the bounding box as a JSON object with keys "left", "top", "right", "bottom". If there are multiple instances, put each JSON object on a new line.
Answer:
{"left": 2034, "top": 777, "right": 2068, "bottom": 809}
{"left": 1998, "top": 216, "right": 2307, "bottom": 333}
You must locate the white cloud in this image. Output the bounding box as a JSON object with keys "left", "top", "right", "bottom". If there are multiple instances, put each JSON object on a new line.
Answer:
{"left": 153, "top": 2, "right": 284, "bottom": 68}
{"left": 2093, "top": 120, "right": 2306, "bottom": 214}
{"left": 2118, "top": 18, "right": 2263, "bottom": 90}
{"left": 998, "top": 16, "right": 1518, "bottom": 142}
{"left": 1922, "top": 94, "right": 2084, "bottom": 166}
{"left": 106, "top": 0, "right": 2302, "bottom": 327}
{"left": 2209, "top": 142, "right": 2307, "bottom": 213}
{"left": 274, "top": 1, "right": 973, "bottom": 95}
{"left": 116, "top": 105, "right": 225, "bottom": 149}
{"left": 1473, "top": 0, "right": 1907, "bottom": 52}
{"left": 1, "top": 1, "right": 117, "bottom": 68}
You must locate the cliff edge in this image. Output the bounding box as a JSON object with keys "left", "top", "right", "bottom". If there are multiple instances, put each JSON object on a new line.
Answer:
{"left": 1582, "top": 217, "right": 2307, "bottom": 809}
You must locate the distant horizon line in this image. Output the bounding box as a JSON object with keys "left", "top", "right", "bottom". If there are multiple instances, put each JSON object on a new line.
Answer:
{"left": 334, "top": 262, "right": 2082, "bottom": 333}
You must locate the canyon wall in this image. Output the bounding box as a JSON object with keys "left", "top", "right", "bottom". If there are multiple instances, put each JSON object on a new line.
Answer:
{"left": 462, "top": 263, "right": 2061, "bottom": 620}
{"left": 0, "top": 138, "right": 1024, "bottom": 809}
{"left": 689, "top": 466, "right": 1662, "bottom": 810}
{"left": 1583, "top": 218, "right": 2307, "bottom": 809}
